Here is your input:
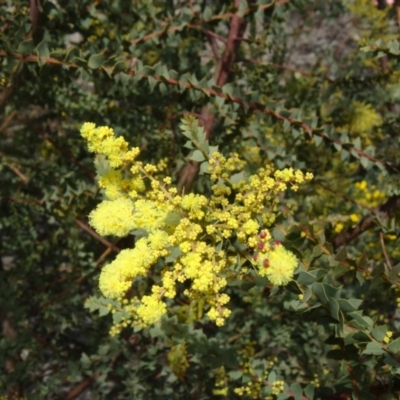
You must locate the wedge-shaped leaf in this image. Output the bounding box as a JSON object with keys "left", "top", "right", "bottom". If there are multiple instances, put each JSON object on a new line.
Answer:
{"left": 165, "top": 211, "right": 181, "bottom": 225}
{"left": 36, "top": 40, "right": 50, "bottom": 59}
{"left": 341, "top": 149, "right": 350, "bottom": 161}
{"left": 190, "top": 150, "right": 205, "bottom": 162}
{"left": 148, "top": 75, "right": 158, "bottom": 92}
{"left": 198, "top": 142, "right": 209, "bottom": 154}
{"left": 229, "top": 370, "right": 242, "bottom": 380}
{"left": 312, "top": 282, "right": 340, "bottom": 304}
{"left": 304, "top": 384, "right": 314, "bottom": 399}
{"left": 329, "top": 297, "right": 340, "bottom": 321}
{"left": 18, "top": 39, "right": 34, "bottom": 55}
{"left": 230, "top": 171, "right": 245, "bottom": 185}
{"left": 337, "top": 298, "right": 362, "bottom": 313}
{"left": 297, "top": 271, "right": 316, "bottom": 285}
{"left": 314, "top": 135, "right": 323, "bottom": 147}
{"left": 88, "top": 53, "right": 105, "bottom": 69}
{"left": 158, "top": 82, "right": 167, "bottom": 95}
{"left": 348, "top": 311, "right": 373, "bottom": 330}
{"left": 363, "top": 341, "right": 383, "bottom": 356}
{"left": 289, "top": 382, "right": 302, "bottom": 399}
{"left": 99, "top": 305, "right": 110, "bottom": 316}
{"left": 311, "top": 245, "right": 323, "bottom": 259}
{"left": 371, "top": 325, "right": 387, "bottom": 342}
{"left": 360, "top": 156, "right": 371, "bottom": 170}
{"left": 199, "top": 161, "right": 210, "bottom": 175}
{"left": 335, "top": 247, "right": 347, "bottom": 261}
{"left": 344, "top": 331, "right": 370, "bottom": 346}
{"left": 388, "top": 338, "right": 400, "bottom": 355}
{"left": 222, "top": 83, "right": 234, "bottom": 96}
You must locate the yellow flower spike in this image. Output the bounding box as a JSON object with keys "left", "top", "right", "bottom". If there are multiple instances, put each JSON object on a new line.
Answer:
{"left": 81, "top": 121, "right": 314, "bottom": 329}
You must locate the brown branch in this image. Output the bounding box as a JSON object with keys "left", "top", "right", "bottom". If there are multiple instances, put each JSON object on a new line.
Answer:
{"left": 75, "top": 219, "right": 120, "bottom": 253}
{"left": 1, "top": 21, "right": 396, "bottom": 177}
{"left": 63, "top": 373, "right": 101, "bottom": 400}
{"left": 331, "top": 195, "right": 400, "bottom": 249}
{"left": 178, "top": 0, "right": 249, "bottom": 192}
{"left": 0, "top": 109, "right": 17, "bottom": 132}
{"left": 0, "top": 151, "right": 29, "bottom": 184}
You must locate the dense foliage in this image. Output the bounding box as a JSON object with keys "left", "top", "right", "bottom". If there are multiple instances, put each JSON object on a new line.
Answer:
{"left": 1, "top": 0, "right": 400, "bottom": 399}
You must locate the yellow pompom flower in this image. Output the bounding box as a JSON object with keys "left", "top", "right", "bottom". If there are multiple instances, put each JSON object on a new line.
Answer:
{"left": 148, "top": 229, "right": 171, "bottom": 250}
{"left": 132, "top": 199, "right": 167, "bottom": 233}
{"left": 257, "top": 244, "right": 298, "bottom": 286}
{"left": 99, "top": 170, "right": 124, "bottom": 200}
{"left": 181, "top": 193, "right": 208, "bottom": 211}
{"left": 89, "top": 197, "right": 135, "bottom": 236}
{"left": 99, "top": 263, "right": 131, "bottom": 299}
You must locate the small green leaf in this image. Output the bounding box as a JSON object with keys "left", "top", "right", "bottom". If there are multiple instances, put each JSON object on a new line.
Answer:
{"left": 18, "top": 39, "right": 34, "bottom": 55}
{"left": 304, "top": 384, "right": 314, "bottom": 398}
{"left": 190, "top": 150, "right": 205, "bottom": 162}
{"left": 348, "top": 311, "right": 373, "bottom": 330}
{"left": 311, "top": 245, "right": 323, "bottom": 260}
{"left": 297, "top": 271, "right": 316, "bottom": 285}
{"left": 99, "top": 306, "right": 110, "bottom": 316}
{"left": 360, "top": 156, "right": 370, "bottom": 170}
{"left": 363, "top": 341, "right": 383, "bottom": 355}
{"left": 335, "top": 247, "right": 347, "bottom": 261}
{"left": 81, "top": 353, "right": 91, "bottom": 366}
{"left": 238, "top": 0, "right": 248, "bottom": 17}
{"left": 337, "top": 298, "right": 362, "bottom": 313}
{"left": 230, "top": 171, "right": 245, "bottom": 185}
{"left": 35, "top": 40, "right": 50, "bottom": 59}
{"left": 289, "top": 382, "right": 302, "bottom": 400}
{"left": 314, "top": 135, "right": 323, "bottom": 147}
{"left": 229, "top": 370, "right": 242, "bottom": 380}
{"left": 148, "top": 75, "right": 158, "bottom": 92}
{"left": 312, "top": 283, "right": 340, "bottom": 304}
{"left": 371, "top": 326, "right": 387, "bottom": 342}
{"left": 165, "top": 211, "right": 181, "bottom": 225}
{"left": 388, "top": 338, "right": 400, "bottom": 355}
{"left": 199, "top": 161, "right": 210, "bottom": 175}
{"left": 329, "top": 297, "right": 340, "bottom": 321}
{"left": 88, "top": 53, "right": 105, "bottom": 69}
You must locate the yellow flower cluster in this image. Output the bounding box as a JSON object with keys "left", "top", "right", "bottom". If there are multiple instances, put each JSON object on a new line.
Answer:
{"left": 80, "top": 122, "right": 312, "bottom": 332}
{"left": 271, "top": 380, "right": 285, "bottom": 395}
{"left": 383, "top": 331, "right": 393, "bottom": 344}
{"left": 333, "top": 180, "right": 386, "bottom": 234}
